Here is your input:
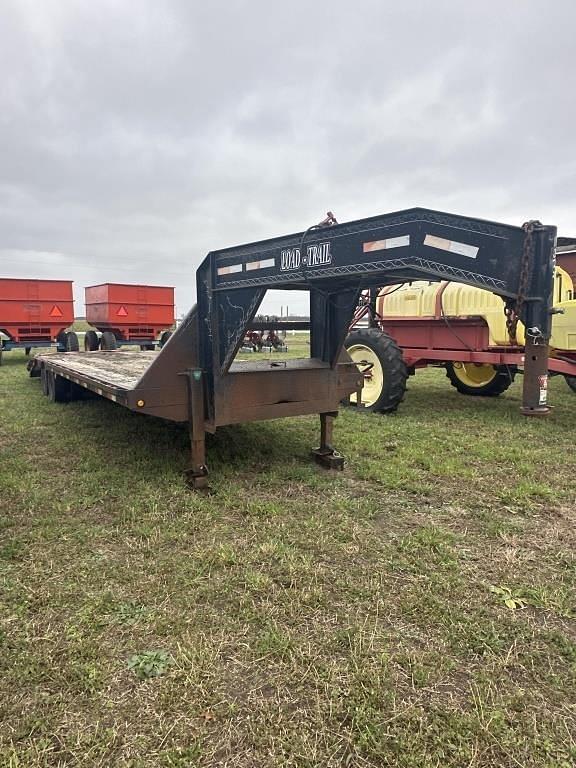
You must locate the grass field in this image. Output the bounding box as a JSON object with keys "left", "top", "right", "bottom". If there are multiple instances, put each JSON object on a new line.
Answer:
{"left": 0, "top": 344, "right": 575, "bottom": 767}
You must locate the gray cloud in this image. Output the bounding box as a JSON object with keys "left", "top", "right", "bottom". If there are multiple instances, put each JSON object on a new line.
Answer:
{"left": 1, "top": 0, "right": 575, "bottom": 316}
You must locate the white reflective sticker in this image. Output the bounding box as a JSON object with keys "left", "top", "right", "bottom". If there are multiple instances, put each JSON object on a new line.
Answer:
{"left": 246, "top": 258, "right": 275, "bottom": 271}
{"left": 363, "top": 235, "right": 410, "bottom": 253}
{"left": 217, "top": 263, "right": 243, "bottom": 276}
{"left": 424, "top": 234, "right": 479, "bottom": 259}
{"left": 538, "top": 374, "right": 548, "bottom": 405}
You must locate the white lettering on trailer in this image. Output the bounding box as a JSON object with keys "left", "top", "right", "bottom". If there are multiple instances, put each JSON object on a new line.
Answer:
{"left": 281, "top": 243, "right": 332, "bottom": 271}
{"left": 424, "top": 235, "right": 479, "bottom": 259}
{"left": 306, "top": 242, "right": 332, "bottom": 266}
{"left": 362, "top": 235, "right": 410, "bottom": 253}
{"left": 280, "top": 248, "right": 301, "bottom": 271}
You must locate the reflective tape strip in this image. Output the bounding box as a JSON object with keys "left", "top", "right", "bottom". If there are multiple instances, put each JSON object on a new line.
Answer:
{"left": 363, "top": 235, "right": 410, "bottom": 253}
{"left": 217, "top": 263, "right": 243, "bottom": 276}
{"left": 246, "top": 258, "right": 276, "bottom": 271}
{"left": 424, "top": 235, "right": 479, "bottom": 259}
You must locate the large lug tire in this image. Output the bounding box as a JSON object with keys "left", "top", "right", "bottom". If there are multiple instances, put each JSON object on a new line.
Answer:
{"left": 84, "top": 330, "right": 100, "bottom": 351}
{"left": 344, "top": 328, "right": 408, "bottom": 413}
{"left": 445, "top": 362, "right": 516, "bottom": 396}
{"left": 565, "top": 375, "right": 576, "bottom": 393}
{"left": 101, "top": 331, "right": 118, "bottom": 350}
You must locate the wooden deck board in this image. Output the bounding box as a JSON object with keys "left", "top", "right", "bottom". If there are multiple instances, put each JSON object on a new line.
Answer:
{"left": 36, "top": 350, "right": 157, "bottom": 390}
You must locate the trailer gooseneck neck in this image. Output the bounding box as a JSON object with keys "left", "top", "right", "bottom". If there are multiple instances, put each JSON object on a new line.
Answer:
{"left": 35, "top": 208, "right": 557, "bottom": 488}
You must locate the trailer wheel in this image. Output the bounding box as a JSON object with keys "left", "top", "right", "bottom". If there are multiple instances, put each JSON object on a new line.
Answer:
{"left": 84, "top": 330, "right": 100, "bottom": 351}
{"left": 344, "top": 328, "right": 408, "bottom": 412}
{"left": 159, "top": 331, "right": 172, "bottom": 348}
{"left": 101, "top": 331, "right": 118, "bottom": 350}
{"left": 41, "top": 366, "right": 50, "bottom": 396}
{"left": 45, "top": 372, "right": 71, "bottom": 402}
{"left": 565, "top": 375, "right": 576, "bottom": 393}
{"left": 65, "top": 332, "right": 79, "bottom": 352}
{"left": 445, "top": 362, "right": 516, "bottom": 396}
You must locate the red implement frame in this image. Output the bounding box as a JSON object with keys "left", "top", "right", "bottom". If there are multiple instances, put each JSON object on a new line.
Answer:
{"left": 85, "top": 283, "right": 174, "bottom": 342}
{"left": 0, "top": 278, "right": 74, "bottom": 344}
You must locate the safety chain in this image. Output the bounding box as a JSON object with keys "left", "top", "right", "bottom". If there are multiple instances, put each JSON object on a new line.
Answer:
{"left": 505, "top": 220, "right": 539, "bottom": 343}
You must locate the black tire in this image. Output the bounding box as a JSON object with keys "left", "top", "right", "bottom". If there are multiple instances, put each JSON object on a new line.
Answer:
{"left": 56, "top": 330, "right": 68, "bottom": 351}
{"left": 344, "top": 328, "right": 408, "bottom": 413}
{"left": 565, "top": 375, "right": 576, "bottom": 393}
{"left": 65, "top": 332, "right": 79, "bottom": 352}
{"left": 54, "top": 374, "right": 70, "bottom": 402}
{"left": 84, "top": 330, "right": 100, "bottom": 351}
{"left": 41, "top": 366, "right": 50, "bottom": 396}
{"left": 101, "top": 331, "right": 118, "bottom": 350}
{"left": 159, "top": 331, "right": 172, "bottom": 348}
{"left": 45, "top": 370, "right": 70, "bottom": 402}
{"left": 445, "top": 362, "right": 516, "bottom": 396}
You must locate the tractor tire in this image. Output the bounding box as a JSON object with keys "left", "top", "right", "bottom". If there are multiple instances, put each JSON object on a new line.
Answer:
{"left": 565, "top": 375, "right": 576, "bottom": 393}
{"left": 65, "top": 332, "right": 79, "bottom": 352}
{"left": 101, "top": 331, "right": 118, "bottom": 350}
{"left": 445, "top": 362, "right": 516, "bottom": 396}
{"left": 84, "top": 330, "right": 100, "bottom": 351}
{"left": 344, "top": 328, "right": 408, "bottom": 413}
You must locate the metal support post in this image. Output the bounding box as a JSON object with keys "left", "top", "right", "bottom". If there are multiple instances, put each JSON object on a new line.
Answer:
{"left": 312, "top": 411, "right": 344, "bottom": 470}
{"left": 521, "top": 337, "right": 551, "bottom": 416}
{"left": 184, "top": 369, "right": 209, "bottom": 490}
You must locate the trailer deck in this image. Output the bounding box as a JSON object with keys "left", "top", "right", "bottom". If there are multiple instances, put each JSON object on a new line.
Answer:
{"left": 33, "top": 207, "right": 558, "bottom": 488}
{"left": 44, "top": 350, "right": 157, "bottom": 391}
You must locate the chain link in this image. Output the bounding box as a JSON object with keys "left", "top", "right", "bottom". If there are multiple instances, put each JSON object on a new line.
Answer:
{"left": 505, "top": 220, "right": 539, "bottom": 343}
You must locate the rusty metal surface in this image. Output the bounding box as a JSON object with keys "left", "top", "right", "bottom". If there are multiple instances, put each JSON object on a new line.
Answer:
{"left": 214, "top": 359, "right": 360, "bottom": 427}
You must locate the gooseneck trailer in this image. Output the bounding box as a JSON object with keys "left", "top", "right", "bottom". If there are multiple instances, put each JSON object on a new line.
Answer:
{"left": 33, "top": 208, "right": 557, "bottom": 488}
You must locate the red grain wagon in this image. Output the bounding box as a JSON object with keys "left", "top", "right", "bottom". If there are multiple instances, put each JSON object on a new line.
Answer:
{"left": 0, "top": 278, "right": 76, "bottom": 360}
{"left": 84, "top": 283, "right": 175, "bottom": 350}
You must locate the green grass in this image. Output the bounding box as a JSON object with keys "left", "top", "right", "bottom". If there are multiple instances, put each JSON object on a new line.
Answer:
{"left": 0, "top": 349, "right": 575, "bottom": 767}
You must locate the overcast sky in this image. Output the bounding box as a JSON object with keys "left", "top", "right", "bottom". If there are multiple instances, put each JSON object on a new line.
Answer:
{"left": 1, "top": 0, "right": 575, "bottom": 316}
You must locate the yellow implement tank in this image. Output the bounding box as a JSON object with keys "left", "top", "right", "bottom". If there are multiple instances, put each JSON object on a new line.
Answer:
{"left": 377, "top": 266, "right": 576, "bottom": 352}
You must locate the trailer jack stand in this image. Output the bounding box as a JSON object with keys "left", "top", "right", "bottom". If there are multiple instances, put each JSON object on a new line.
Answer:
{"left": 185, "top": 369, "right": 210, "bottom": 491}
{"left": 521, "top": 339, "right": 551, "bottom": 417}
{"left": 184, "top": 464, "right": 210, "bottom": 491}
{"left": 312, "top": 412, "right": 345, "bottom": 470}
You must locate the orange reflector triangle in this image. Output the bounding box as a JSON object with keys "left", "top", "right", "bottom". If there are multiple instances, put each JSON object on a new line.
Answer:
{"left": 49, "top": 305, "right": 63, "bottom": 317}
{"left": 117, "top": 306, "right": 128, "bottom": 317}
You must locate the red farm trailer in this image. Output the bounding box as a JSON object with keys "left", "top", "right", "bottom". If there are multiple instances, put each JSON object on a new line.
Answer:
{"left": 84, "top": 283, "right": 175, "bottom": 351}
{"left": 0, "top": 278, "right": 76, "bottom": 363}
{"left": 32, "top": 208, "right": 558, "bottom": 488}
